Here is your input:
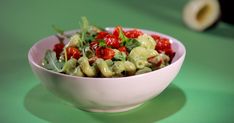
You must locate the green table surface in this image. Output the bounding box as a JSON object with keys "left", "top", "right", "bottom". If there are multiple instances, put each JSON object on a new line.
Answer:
{"left": 1, "top": 0, "right": 234, "bottom": 123}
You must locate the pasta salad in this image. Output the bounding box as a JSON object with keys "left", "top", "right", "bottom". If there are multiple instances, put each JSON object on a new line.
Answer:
{"left": 42, "top": 17, "right": 175, "bottom": 77}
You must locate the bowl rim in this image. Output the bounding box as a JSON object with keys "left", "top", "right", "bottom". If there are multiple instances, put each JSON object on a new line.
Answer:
{"left": 28, "top": 27, "right": 186, "bottom": 80}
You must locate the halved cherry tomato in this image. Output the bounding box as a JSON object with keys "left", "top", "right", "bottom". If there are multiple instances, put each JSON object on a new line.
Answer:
{"left": 96, "top": 31, "right": 109, "bottom": 40}
{"left": 90, "top": 41, "right": 99, "bottom": 51}
{"left": 155, "top": 38, "right": 171, "bottom": 52}
{"left": 125, "top": 29, "right": 143, "bottom": 38}
{"left": 102, "top": 48, "right": 115, "bottom": 60}
{"left": 164, "top": 48, "right": 175, "bottom": 62}
{"left": 53, "top": 42, "right": 65, "bottom": 59}
{"left": 96, "top": 47, "right": 115, "bottom": 60}
{"left": 66, "top": 47, "right": 81, "bottom": 60}
{"left": 151, "top": 34, "right": 161, "bottom": 42}
{"left": 155, "top": 37, "right": 175, "bottom": 62}
{"left": 113, "top": 26, "right": 124, "bottom": 38}
{"left": 95, "top": 47, "right": 102, "bottom": 58}
{"left": 118, "top": 46, "right": 128, "bottom": 55}
{"left": 104, "top": 34, "right": 120, "bottom": 48}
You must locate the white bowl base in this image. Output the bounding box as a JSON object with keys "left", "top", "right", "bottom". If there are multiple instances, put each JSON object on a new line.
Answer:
{"left": 78, "top": 103, "right": 143, "bottom": 113}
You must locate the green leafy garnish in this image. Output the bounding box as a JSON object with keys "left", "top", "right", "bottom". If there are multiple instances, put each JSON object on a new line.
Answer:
{"left": 114, "top": 52, "right": 126, "bottom": 61}
{"left": 119, "top": 28, "right": 129, "bottom": 44}
{"left": 42, "top": 50, "right": 80, "bottom": 74}
{"left": 125, "top": 39, "right": 141, "bottom": 51}
{"left": 52, "top": 25, "right": 64, "bottom": 35}
{"left": 79, "top": 17, "right": 89, "bottom": 47}
{"left": 99, "top": 40, "right": 106, "bottom": 47}
{"left": 42, "top": 50, "right": 64, "bottom": 72}
{"left": 79, "top": 16, "right": 92, "bottom": 55}
{"left": 80, "top": 16, "right": 89, "bottom": 32}
{"left": 84, "top": 32, "right": 97, "bottom": 43}
{"left": 118, "top": 28, "right": 140, "bottom": 51}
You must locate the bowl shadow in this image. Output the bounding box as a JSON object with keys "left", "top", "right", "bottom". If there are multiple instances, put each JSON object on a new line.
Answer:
{"left": 24, "top": 83, "right": 186, "bottom": 123}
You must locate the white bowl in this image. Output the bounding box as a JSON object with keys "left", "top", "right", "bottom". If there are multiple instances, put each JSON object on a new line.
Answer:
{"left": 28, "top": 28, "right": 186, "bottom": 113}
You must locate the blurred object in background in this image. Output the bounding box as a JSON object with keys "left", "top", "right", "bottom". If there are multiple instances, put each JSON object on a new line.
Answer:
{"left": 183, "top": 0, "right": 220, "bottom": 31}
{"left": 183, "top": 0, "right": 234, "bottom": 32}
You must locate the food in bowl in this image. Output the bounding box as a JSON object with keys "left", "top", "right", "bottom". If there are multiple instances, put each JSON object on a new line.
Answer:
{"left": 28, "top": 17, "right": 185, "bottom": 112}
{"left": 42, "top": 17, "right": 175, "bottom": 77}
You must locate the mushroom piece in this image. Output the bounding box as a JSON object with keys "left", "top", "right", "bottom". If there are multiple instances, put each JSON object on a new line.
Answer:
{"left": 183, "top": 0, "right": 221, "bottom": 31}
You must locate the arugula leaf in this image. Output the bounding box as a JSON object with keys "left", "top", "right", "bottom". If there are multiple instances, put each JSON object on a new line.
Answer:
{"left": 52, "top": 25, "right": 64, "bottom": 35}
{"left": 118, "top": 28, "right": 140, "bottom": 52}
{"left": 118, "top": 28, "right": 129, "bottom": 44}
{"left": 79, "top": 17, "right": 94, "bottom": 51}
{"left": 99, "top": 40, "right": 106, "bottom": 47}
{"left": 114, "top": 52, "right": 126, "bottom": 61}
{"left": 42, "top": 50, "right": 64, "bottom": 72}
{"left": 42, "top": 50, "right": 79, "bottom": 74}
{"left": 125, "top": 39, "right": 141, "bottom": 51}
{"left": 84, "top": 31, "right": 97, "bottom": 42}
{"left": 80, "top": 16, "right": 89, "bottom": 32}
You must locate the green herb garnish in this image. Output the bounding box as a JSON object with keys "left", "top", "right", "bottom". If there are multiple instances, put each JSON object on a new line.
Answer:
{"left": 125, "top": 39, "right": 141, "bottom": 51}
{"left": 52, "top": 25, "right": 64, "bottom": 35}
{"left": 99, "top": 40, "right": 106, "bottom": 47}
{"left": 118, "top": 28, "right": 140, "bottom": 51}
{"left": 114, "top": 52, "right": 126, "bottom": 61}
{"left": 42, "top": 50, "right": 64, "bottom": 72}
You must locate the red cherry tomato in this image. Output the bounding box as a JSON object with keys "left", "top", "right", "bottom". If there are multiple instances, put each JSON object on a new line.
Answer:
{"left": 90, "top": 41, "right": 99, "bottom": 51}
{"left": 155, "top": 38, "right": 171, "bottom": 52}
{"left": 151, "top": 34, "right": 161, "bottom": 42}
{"left": 104, "top": 34, "right": 120, "bottom": 48}
{"left": 118, "top": 46, "right": 128, "bottom": 55}
{"left": 113, "top": 26, "right": 124, "bottom": 38}
{"left": 155, "top": 37, "right": 175, "bottom": 62}
{"left": 102, "top": 48, "right": 115, "bottom": 60}
{"left": 96, "top": 47, "right": 115, "bottom": 60}
{"left": 66, "top": 47, "right": 81, "bottom": 60}
{"left": 125, "top": 29, "right": 143, "bottom": 38}
{"left": 96, "top": 31, "right": 109, "bottom": 40}
{"left": 53, "top": 42, "right": 64, "bottom": 59}
{"left": 95, "top": 47, "right": 102, "bottom": 58}
{"left": 164, "top": 48, "right": 175, "bottom": 62}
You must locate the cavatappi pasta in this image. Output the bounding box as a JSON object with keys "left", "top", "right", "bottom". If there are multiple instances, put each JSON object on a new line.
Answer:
{"left": 42, "top": 18, "right": 175, "bottom": 77}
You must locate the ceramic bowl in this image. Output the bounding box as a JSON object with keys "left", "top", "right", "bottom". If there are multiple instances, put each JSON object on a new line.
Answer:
{"left": 28, "top": 28, "right": 186, "bottom": 112}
